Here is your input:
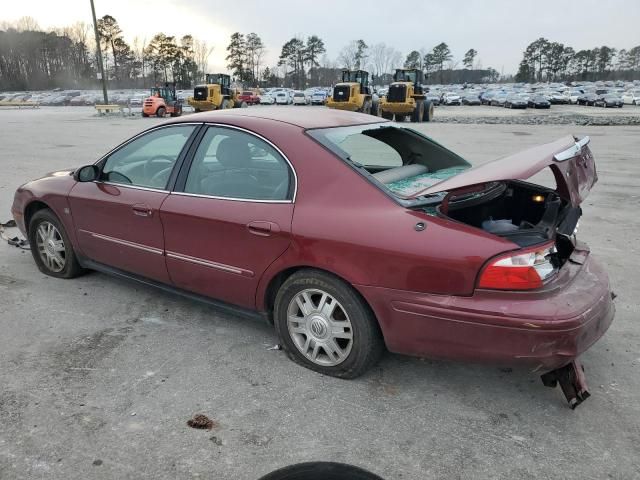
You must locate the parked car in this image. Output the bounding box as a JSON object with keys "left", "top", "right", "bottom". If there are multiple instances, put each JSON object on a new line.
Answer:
{"left": 594, "top": 94, "right": 623, "bottom": 108}
{"left": 11, "top": 109, "right": 614, "bottom": 407}
{"left": 239, "top": 91, "right": 260, "bottom": 105}
{"left": 311, "top": 91, "right": 327, "bottom": 105}
{"left": 461, "top": 94, "right": 481, "bottom": 106}
{"left": 274, "top": 91, "right": 291, "bottom": 105}
{"left": 528, "top": 95, "right": 551, "bottom": 109}
{"left": 69, "top": 95, "right": 89, "bottom": 106}
{"left": 621, "top": 90, "right": 640, "bottom": 105}
{"left": 480, "top": 91, "right": 497, "bottom": 105}
{"left": 441, "top": 92, "right": 461, "bottom": 105}
{"left": 425, "top": 93, "right": 441, "bottom": 106}
{"left": 129, "top": 94, "right": 146, "bottom": 106}
{"left": 292, "top": 91, "right": 309, "bottom": 105}
{"left": 568, "top": 90, "right": 583, "bottom": 104}
{"left": 490, "top": 93, "right": 508, "bottom": 106}
{"left": 259, "top": 94, "right": 275, "bottom": 105}
{"left": 504, "top": 94, "right": 528, "bottom": 109}
{"left": 547, "top": 92, "right": 570, "bottom": 104}
{"left": 577, "top": 93, "right": 598, "bottom": 106}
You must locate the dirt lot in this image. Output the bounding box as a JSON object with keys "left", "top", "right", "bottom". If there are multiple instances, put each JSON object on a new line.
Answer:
{"left": 0, "top": 107, "right": 639, "bottom": 480}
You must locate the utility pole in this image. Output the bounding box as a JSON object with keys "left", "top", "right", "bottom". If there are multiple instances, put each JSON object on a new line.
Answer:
{"left": 90, "top": 0, "right": 109, "bottom": 104}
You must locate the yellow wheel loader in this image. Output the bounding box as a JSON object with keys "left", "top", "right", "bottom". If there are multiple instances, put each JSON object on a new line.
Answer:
{"left": 187, "top": 73, "right": 247, "bottom": 112}
{"left": 378, "top": 69, "right": 434, "bottom": 122}
{"left": 326, "top": 70, "right": 378, "bottom": 115}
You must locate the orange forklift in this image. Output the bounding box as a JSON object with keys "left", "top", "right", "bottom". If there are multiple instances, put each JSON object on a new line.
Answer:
{"left": 142, "top": 83, "right": 182, "bottom": 117}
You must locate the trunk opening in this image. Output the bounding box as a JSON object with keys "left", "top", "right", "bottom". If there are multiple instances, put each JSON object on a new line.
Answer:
{"left": 436, "top": 180, "right": 580, "bottom": 266}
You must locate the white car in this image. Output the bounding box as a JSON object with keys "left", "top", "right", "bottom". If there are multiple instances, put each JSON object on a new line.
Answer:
{"left": 274, "top": 91, "right": 290, "bottom": 105}
{"left": 621, "top": 90, "right": 640, "bottom": 105}
{"left": 259, "top": 94, "right": 275, "bottom": 105}
{"left": 442, "top": 93, "right": 461, "bottom": 105}
{"left": 292, "top": 91, "right": 308, "bottom": 105}
{"left": 568, "top": 90, "right": 583, "bottom": 104}
{"left": 311, "top": 91, "right": 327, "bottom": 105}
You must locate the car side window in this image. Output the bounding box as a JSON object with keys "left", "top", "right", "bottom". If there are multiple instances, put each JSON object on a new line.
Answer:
{"left": 183, "top": 127, "right": 292, "bottom": 201}
{"left": 101, "top": 125, "right": 196, "bottom": 189}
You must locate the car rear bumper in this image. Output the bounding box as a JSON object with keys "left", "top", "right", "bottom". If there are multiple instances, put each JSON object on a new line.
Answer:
{"left": 357, "top": 251, "right": 614, "bottom": 373}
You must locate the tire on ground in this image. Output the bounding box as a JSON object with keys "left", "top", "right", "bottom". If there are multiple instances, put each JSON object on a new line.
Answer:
{"left": 411, "top": 100, "right": 424, "bottom": 123}
{"left": 274, "top": 269, "right": 384, "bottom": 379}
{"left": 28, "top": 208, "right": 85, "bottom": 279}
{"left": 423, "top": 101, "right": 434, "bottom": 122}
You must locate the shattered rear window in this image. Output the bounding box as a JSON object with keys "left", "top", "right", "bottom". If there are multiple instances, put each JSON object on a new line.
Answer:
{"left": 386, "top": 166, "right": 470, "bottom": 196}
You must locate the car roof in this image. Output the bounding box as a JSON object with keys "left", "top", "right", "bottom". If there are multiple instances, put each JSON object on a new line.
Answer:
{"left": 173, "top": 107, "right": 387, "bottom": 129}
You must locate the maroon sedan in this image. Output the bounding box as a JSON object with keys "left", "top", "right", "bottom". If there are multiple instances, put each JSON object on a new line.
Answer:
{"left": 12, "top": 108, "right": 614, "bottom": 406}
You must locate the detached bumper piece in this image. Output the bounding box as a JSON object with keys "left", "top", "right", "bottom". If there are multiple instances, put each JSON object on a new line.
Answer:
{"left": 541, "top": 360, "right": 590, "bottom": 409}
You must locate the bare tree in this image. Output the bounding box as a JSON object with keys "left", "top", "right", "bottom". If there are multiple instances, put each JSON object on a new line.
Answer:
{"left": 15, "top": 16, "right": 40, "bottom": 32}
{"left": 370, "top": 43, "right": 402, "bottom": 82}
{"left": 193, "top": 38, "right": 214, "bottom": 82}
{"left": 338, "top": 41, "right": 359, "bottom": 69}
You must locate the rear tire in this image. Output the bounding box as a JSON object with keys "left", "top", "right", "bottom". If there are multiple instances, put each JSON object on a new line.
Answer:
{"left": 141, "top": 112, "right": 149, "bottom": 117}
{"left": 394, "top": 114, "right": 406, "bottom": 123}
{"left": 274, "top": 270, "right": 384, "bottom": 379}
{"left": 28, "top": 208, "right": 85, "bottom": 279}
{"left": 156, "top": 107, "right": 166, "bottom": 118}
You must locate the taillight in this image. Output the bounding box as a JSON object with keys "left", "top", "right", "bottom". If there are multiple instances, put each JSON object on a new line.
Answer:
{"left": 478, "top": 242, "right": 558, "bottom": 290}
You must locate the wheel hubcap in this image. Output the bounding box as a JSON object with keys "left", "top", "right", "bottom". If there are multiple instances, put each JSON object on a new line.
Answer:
{"left": 287, "top": 289, "right": 353, "bottom": 367}
{"left": 36, "top": 221, "right": 66, "bottom": 272}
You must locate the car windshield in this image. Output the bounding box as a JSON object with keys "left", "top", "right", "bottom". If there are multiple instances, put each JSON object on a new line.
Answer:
{"left": 307, "top": 124, "right": 471, "bottom": 199}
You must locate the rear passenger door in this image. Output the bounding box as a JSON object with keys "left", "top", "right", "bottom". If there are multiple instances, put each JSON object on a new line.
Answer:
{"left": 161, "top": 125, "right": 295, "bottom": 309}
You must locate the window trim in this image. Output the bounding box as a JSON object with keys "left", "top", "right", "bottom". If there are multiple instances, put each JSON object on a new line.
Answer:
{"left": 173, "top": 123, "right": 298, "bottom": 204}
{"left": 93, "top": 122, "right": 203, "bottom": 193}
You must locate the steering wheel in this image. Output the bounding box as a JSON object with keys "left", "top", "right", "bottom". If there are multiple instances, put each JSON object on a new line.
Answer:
{"left": 149, "top": 167, "right": 173, "bottom": 189}
{"left": 144, "top": 155, "right": 174, "bottom": 180}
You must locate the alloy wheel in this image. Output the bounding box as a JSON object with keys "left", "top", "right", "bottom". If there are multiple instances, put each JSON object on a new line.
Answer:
{"left": 36, "top": 221, "right": 66, "bottom": 272}
{"left": 286, "top": 289, "right": 353, "bottom": 366}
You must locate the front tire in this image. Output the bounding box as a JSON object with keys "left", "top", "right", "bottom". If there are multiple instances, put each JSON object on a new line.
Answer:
{"left": 274, "top": 270, "right": 384, "bottom": 379}
{"left": 28, "top": 209, "right": 85, "bottom": 279}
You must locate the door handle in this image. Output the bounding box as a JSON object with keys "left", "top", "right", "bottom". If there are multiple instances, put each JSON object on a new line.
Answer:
{"left": 247, "top": 221, "right": 280, "bottom": 237}
{"left": 132, "top": 204, "right": 153, "bottom": 217}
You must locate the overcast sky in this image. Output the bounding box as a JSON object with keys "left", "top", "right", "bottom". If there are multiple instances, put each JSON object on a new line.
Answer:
{"left": 4, "top": 0, "right": 640, "bottom": 75}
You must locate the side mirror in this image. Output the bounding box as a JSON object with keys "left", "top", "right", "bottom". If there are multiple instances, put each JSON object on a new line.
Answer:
{"left": 74, "top": 165, "right": 100, "bottom": 182}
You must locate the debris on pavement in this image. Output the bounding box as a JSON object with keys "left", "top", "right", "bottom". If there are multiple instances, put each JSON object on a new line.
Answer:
{"left": 266, "top": 344, "right": 282, "bottom": 351}
{"left": 187, "top": 413, "right": 216, "bottom": 430}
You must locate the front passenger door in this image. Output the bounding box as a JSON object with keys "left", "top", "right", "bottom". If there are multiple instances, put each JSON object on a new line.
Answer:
{"left": 69, "top": 124, "right": 198, "bottom": 283}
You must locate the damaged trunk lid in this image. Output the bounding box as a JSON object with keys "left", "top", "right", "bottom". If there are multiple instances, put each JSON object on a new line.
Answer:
{"left": 413, "top": 135, "right": 597, "bottom": 207}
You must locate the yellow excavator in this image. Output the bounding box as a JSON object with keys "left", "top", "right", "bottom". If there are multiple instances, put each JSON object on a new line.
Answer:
{"left": 378, "top": 69, "right": 433, "bottom": 122}
{"left": 326, "top": 70, "right": 377, "bottom": 115}
{"left": 187, "top": 73, "right": 247, "bottom": 112}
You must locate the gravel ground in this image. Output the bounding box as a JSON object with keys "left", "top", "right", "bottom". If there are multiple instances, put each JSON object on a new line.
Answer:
{"left": 0, "top": 107, "right": 639, "bottom": 480}
{"left": 432, "top": 104, "right": 640, "bottom": 125}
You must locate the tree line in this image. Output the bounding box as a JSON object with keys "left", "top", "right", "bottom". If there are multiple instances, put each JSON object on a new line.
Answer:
{"left": 3, "top": 16, "right": 639, "bottom": 92}
{"left": 515, "top": 38, "right": 640, "bottom": 82}
{"left": 0, "top": 16, "right": 213, "bottom": 90}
